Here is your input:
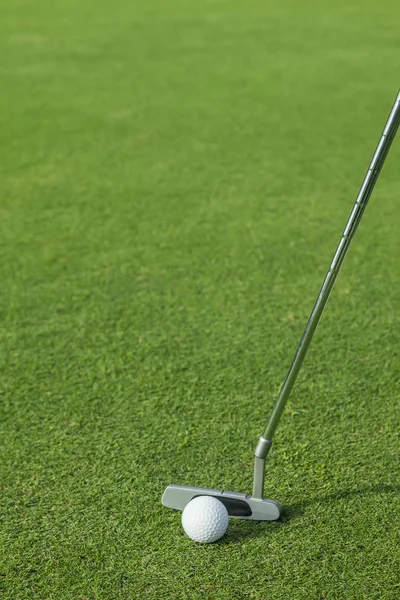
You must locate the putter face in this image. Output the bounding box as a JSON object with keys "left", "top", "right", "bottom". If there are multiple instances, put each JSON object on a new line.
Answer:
{"left": 162, "top": 484, "right": 283, "bottom": 521}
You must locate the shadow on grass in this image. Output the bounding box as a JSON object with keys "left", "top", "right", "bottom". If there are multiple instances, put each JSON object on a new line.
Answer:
{"left": 220, "top": 483, "right": 400, "bottom": 544}
{"left": 286, "top": 483, "right": 400, "bottom": 520}
{"left": 222, "top": 518, "right": 283, "bottom": 544}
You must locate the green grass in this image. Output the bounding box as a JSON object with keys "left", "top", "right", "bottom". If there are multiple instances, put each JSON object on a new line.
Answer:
{"left": 1, "top": 0, "right": 400, "bottom": 598}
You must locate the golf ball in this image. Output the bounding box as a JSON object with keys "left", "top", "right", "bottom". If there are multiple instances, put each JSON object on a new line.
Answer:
{"left": 181, "top": 496, "right": 229, "bottom": 543}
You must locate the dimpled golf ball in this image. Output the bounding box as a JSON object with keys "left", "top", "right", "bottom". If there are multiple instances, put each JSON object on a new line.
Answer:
{"left": 181, "top": 496, "right": 229, "bottom": 543}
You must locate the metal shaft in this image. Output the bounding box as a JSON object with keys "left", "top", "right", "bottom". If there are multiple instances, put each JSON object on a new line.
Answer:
{"left": 253, "top": 91, "right": 400, "bottom": 499}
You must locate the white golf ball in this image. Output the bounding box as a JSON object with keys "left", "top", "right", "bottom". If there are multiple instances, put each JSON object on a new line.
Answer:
{"left": 181, "top": 496, "right": 229, "bottom": 543}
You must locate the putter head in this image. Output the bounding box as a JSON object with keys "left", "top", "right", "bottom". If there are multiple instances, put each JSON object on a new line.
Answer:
{"left": 162, "top": 484, "right": 283, "bottom": 521}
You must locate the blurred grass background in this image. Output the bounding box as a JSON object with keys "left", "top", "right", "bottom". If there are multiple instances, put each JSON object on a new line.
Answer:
{"left": 1, "top": 0, "right": 399, "bottom": 598}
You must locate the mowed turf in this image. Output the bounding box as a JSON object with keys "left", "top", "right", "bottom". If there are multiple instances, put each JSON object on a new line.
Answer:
{"left": 1, "top": 0, "right": 400, "bottom": 598}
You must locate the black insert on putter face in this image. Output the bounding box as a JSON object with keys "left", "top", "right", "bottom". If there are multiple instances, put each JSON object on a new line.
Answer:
{"left": 193, "top": 495, "right": 253, "bottom": 517}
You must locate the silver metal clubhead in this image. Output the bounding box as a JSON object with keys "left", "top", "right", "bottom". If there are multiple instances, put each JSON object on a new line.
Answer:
{"left": 162, "top": 484, "right": 283, "bottom": 521}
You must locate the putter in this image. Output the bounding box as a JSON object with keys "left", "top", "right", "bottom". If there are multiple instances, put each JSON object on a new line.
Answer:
{"left": 162, "top": 91, "right": 400, "bottom": 520}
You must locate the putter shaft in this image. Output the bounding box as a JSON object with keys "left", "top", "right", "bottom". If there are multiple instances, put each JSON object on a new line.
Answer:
{"left": 253, "top": 91, "right": 400, "bottom": 499}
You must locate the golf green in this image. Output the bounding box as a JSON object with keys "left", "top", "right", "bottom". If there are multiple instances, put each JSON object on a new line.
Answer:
{"left": 1, "top": 1, "right": 399, "bottom": 598}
